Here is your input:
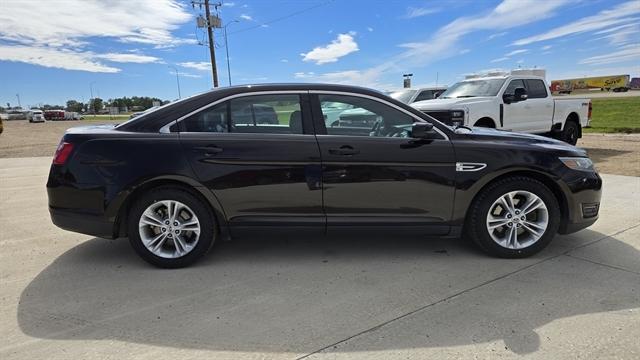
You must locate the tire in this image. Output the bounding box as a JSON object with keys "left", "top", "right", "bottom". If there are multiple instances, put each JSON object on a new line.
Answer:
{"left": 466, "top": 176, "right": 560, "bottom": 258}
{"left": 128, "top": 186, "right": 216, "bottom": 268}
{"left": 561, "top": 121, "right": 579, "bottom": 145}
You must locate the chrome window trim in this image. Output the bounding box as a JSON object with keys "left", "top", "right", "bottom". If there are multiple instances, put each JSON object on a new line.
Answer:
{"left": 309, "top": 90, "right": 450, "bottom": 140}
{"left": 159, "top": 90, "right": 309, "bottom": 133}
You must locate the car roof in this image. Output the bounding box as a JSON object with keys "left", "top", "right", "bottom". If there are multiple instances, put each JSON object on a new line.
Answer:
{"left": 116, "top": 83, "right": 390, "bottom": 132}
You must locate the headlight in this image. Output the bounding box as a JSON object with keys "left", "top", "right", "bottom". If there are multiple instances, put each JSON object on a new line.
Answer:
{"left": 559, "top": 157, "right": 595, "bottom": 171}
{"left": 450, "top": 109, "right": 465, "bottom": 127}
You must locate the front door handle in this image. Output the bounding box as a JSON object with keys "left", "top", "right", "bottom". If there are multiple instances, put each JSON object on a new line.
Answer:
{"left": 328, "top": 145, "right": 359, "bottom": 156}
{"left": 193, "top": 145, "right": 223, "bottom": 156}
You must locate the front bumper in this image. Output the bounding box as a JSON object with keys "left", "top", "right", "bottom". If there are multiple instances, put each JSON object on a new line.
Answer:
{"left": 558, "top": 170, "right": 602, "bottom": 234}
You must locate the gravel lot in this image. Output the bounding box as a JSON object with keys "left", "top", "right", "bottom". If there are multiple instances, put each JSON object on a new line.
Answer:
{"left": 1, "top": 119, "right": 638, "bottom": 176}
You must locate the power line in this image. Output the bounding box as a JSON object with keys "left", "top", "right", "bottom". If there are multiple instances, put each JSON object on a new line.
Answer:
{"left": 228, "top": 0, "right": 334, "bottom": 36}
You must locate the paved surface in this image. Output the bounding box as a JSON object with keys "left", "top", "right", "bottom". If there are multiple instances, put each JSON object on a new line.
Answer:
{"left": 1, "top": 157, "right": 639, "bottom": 360}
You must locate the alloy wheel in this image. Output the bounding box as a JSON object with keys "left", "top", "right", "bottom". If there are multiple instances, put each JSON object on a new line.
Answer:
{"left": 138, "top": 200, "right": 201, "bottom": 258}
{"left": 486, "top": 190, "right": 549, "bottom": 250}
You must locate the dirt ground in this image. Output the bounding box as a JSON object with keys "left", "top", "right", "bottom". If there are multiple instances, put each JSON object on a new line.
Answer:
{"left": 1, "top": 119, "right": 638, "bottom": 176}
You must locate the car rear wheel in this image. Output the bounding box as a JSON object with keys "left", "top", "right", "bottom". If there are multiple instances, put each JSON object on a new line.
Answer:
{"left": 466, "top": 176, "right": 560, "bottom": 258}
{"left": 128, "top": 187, "right": 215, "bottom": 268}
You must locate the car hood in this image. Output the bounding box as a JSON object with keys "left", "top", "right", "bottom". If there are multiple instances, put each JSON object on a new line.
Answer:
{"left": 412, "top": 97, "right": 493, "bottom": 110}
{"left": 455, "top": 127, "right": 588, "bottom": 157}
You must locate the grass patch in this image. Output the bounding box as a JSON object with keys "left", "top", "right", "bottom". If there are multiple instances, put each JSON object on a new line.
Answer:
{"left": 584, "top": 97, "right": 640, "bottom": 133}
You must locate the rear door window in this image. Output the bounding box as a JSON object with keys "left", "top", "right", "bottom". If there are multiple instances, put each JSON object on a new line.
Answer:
{"left": 525, "top": 79, "right": 548, "bottom": 98}
{"left": 182, "top": 94, "right": 305, "bottom": 134}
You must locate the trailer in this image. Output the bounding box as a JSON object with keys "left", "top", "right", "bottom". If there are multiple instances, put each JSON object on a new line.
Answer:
{"left": 550, "top": 75, "right": 630, "bottom": 94}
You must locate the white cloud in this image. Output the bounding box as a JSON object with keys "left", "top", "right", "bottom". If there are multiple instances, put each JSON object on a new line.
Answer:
{"left": 512, "top": 1, "right": 640, "bottom": 46}
{"left": 403, "top": 7, "right": 440, "bottom": 19}
{"left": 280, "top": 59, "right": 289, "bottom": 63}
{"left": 491, "top": 57, "right": 509, "bottom": 63}
{"left": 0, "top": 45, "right": 120, "bottom": 73}
{"left": 178, "top": 61, "right": 211, "bottom": 71}
{"left": 301, "top": 33, "right": 359, "bottom": 65}
{"left": 367, "top": 27, "right": 374, "bottom": 32}
{"left": 0, "top": 0, "right": 193, "bottom": 72}
{"left": 459, "top": 49, "right": 471, "bottom": 55}
{"left": 296, "top": 0, "right": 571, "bottom": 86}
{"left": 95, "top": 53, "right": 161, "bottom": 63}
{"left": 294, "top": 72, "right": 315, "bottom": 79}
{"left": 541, "top": 45, "right": 552, "bottom": 50}
{"left": 222, "top": 2, "right": 235, "bottom": 7}
{"left": 239, "top": 14, "right": 253, "bottom": 21}
{"left": 516, "top": 59, "right": 525, "bottom": 64}
{"left": 0, "top": 0, "right": 192, "bottom": 47}
{"left": 505, "top": 49, "right": 528, "bottom": 57}
{"left": 169, "top": 71, "right": 201, "bottom": 78}
{"left": 592, "top": 23, "right": 640, "bottom": 46}
{"left": 487, "top": 32, "right": 508, "bottom": 40}
{"left": 579, "top": 45, "right": 640, "bottom": 65}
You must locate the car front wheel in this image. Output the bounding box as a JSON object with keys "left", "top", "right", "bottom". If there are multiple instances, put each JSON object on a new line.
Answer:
{"left": 128, "top": 187, "right": 215, "bottom": 268}
{"left": 467, "top": 176, "right": 560, "bottom": 258}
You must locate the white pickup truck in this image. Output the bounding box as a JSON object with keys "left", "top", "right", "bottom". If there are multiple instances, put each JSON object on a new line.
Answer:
{"left": 411, "top": 74, "right": 592, "bottom": 145}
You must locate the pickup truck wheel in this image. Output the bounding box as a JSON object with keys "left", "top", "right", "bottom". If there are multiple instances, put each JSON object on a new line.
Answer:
{"left": 561, "top": 121, "right": 579, "bottom": 145}
{"left": 466, "top": 176, "right": 560, "bottom": 258}
{"left": 128, "top": 187, "right": 216, "bottom": 268}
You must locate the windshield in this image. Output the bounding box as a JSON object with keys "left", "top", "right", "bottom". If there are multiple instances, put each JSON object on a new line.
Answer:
{"left": 388, "top": 89, "right": 417, "bottom": 104}
{"left": 440, "top": 79, "right": 505, "bottom": 98}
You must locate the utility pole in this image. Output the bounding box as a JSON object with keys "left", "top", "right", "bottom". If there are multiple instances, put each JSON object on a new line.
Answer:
{"left": 15, "top": 94, "right": 21, "bottom": 108}
{"left": 205, "top": 0, "right": 219, "bottom": 88}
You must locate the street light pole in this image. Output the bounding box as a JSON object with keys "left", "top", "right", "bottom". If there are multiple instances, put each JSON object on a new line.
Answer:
{"left": 89, "top": 81, "right": 96, "bottom": 118}
{"left": 168, "top": 65, "right": 182, "bottom": 99}
{"left": 223, "top": 20, "right": 238, "bottom": 86}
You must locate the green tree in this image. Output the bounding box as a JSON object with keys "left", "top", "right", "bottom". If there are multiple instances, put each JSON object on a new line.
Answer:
{"left": 66, "top": 100, "right": 84, "bottom": 112}
{"left": 90, "top": 98, "right": 103, "bottom": 113}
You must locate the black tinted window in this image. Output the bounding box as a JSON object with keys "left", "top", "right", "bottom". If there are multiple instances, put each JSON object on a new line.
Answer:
{"left": 504, "top": 79, "right": 525, "bottom": 96}
{"left": 182, "top": 94, "right": 304, "bottom": 134}
{"left": 319, "top": 94, "right": 414, "bottom": 138}
{"left": 414, "top": 90, "right": 436, "bottom": 102}
{"left": 183, "top": 102, "right": 228, "bottom": 133}
{"left": 525, "top": 79, "right": 548, "bottom": 98}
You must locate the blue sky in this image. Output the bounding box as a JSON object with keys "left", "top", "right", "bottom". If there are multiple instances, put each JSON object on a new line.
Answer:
{"left": 0, "top": 0, "right": 638, "bottom": 107}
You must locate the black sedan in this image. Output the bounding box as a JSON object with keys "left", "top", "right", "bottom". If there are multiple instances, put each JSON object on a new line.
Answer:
{"left": 47, "top": 84, "right": 602, "bottom": 268}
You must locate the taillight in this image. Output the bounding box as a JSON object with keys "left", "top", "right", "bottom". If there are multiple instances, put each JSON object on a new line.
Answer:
{"left": 588, "top": 101, "right": 592, "bottom": 120}
{"left": 53, "top": 141, "right": 74, "bottom": 165}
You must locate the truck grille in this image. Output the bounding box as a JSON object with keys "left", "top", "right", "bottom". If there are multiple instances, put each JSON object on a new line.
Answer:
{"left": 422, "top": 111, "right": 452, "bottom": 125}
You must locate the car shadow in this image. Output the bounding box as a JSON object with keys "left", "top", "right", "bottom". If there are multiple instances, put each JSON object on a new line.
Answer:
{"left": 16, "top": 230, "right": 640, "bottom": 355}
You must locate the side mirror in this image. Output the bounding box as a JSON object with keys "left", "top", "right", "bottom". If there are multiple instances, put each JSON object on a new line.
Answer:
{"left": 411, "top": 122, "right": 438, "bottom": 139}
{"left": 514, "top": 87, "right": 528, "bottom": 102}
{"left": 504, "top": 87, "right": 528, "bottom": 104}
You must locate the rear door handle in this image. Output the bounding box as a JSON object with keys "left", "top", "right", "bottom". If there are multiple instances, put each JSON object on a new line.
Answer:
{"left": 328, "top": 146, "right": 359, "bottom": 156}
{"left": 193, "top": 145, "right": 223, "bottom": 156}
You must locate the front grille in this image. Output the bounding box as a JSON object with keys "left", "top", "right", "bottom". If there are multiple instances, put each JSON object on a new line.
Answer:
{"left": 581, "top": 203, "right": 600, "bottom": 218}
{"left": 422, "top": 111, "right": 452, "bottom": 125}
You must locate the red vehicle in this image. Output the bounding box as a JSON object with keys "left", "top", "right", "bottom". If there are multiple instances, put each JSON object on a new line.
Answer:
{"left": 44, "top": 110, "right": 65, "bottom": 120}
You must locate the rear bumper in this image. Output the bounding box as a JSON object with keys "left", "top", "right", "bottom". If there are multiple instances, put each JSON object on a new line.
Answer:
{"left": 49, "top": 207, "right": 115, "bottom": 239}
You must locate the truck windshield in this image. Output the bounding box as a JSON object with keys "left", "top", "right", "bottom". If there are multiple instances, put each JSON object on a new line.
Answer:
{"left": 388, "top": 89, "right": 417, "bottom": 104}
{"left": 440, "top": 79, "right": 505, "bottom": 98}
